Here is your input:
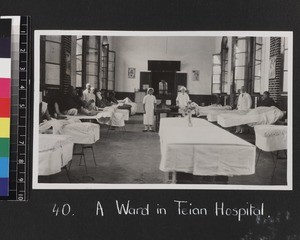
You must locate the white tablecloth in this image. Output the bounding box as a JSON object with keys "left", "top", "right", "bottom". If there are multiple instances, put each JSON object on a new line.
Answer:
{"left": 159, "top": 118, "right": 256, "bottom": 176}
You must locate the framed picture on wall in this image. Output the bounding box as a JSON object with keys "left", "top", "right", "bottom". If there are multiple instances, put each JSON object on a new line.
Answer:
{"left": 128, "top": 67, "right": 136, "bottom": 78}
{"left": 192, "top": 70, "right": 200, "bottom": 81}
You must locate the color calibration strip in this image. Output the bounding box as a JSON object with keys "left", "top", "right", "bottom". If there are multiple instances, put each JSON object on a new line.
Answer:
{"left": 0, "top": 19, "right": 12, "bottom": 197}
{"left": 0, "top": 16, "right": 30, "bottom": 201}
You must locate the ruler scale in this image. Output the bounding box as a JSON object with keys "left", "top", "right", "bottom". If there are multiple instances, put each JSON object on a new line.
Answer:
{"left": 0, "top": 16, "right": 30, "bottom": 201}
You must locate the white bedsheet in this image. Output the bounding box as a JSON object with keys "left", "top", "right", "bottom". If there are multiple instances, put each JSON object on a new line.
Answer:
{"left": 217, "top": 106, "right": 284, "bottom": 128}
{"left": 39, "top": 134, "right": 73, "bottom": 176}
{"left": 196, "top": 105, "right": 232, "bottom": 117}
{"left": 117, "top": 100, "right": 137, "bottom": 115}
{"left": 159, "top": 118, "right": 256, "bottom": 176}
{"left": 207, "top": 109, "right": 235, "bottom": 122}
{"left": 255, "top": 125, "right": 287, "bottom": 152}
{"left": 61, "top": 122, "right": 100, "bottom": 144}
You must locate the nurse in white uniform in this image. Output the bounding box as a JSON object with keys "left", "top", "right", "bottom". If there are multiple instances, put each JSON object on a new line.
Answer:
{"left": 143, "top": 88, "right": 156, "bottom": 132}
{"left": 235, "top": 86, "right": 252, "bottom": 133}
{"left": 176, "top": 86, "right": 190, "bottom": 114}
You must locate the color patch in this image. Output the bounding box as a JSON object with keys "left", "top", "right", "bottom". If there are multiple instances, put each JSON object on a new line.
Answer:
{"left": 0, "top": 98, "right": 10, "bottom": 117}
{"left": 0, "top": 138, "right": 9, "bottom": 157}
{"left": 0, "top": 78, "right": 11, "bottom": 98}
{"left": 0, "top": 118, "right": 10, "bottom": 138}
{"left": 0, "top": 157, "right": 9, "bottom": 177}
{"left": 0, "top": 38, "right": 11, "bottom": 58}
{"left": 0, "top": 60, "right": 11, "bottom": 78}
{"left": 0, "top": 178, "right": 9, "bottom": 196}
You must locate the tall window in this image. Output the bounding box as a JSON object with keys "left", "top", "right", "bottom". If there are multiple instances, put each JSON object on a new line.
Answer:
{"left": 233, "top": 37, "right": 248, "bottom": 92}
{"left": 212, "top": 54, "right": 221, "bottom": 93}
{"left": 41, "top": 35, "right": 62, "bottom": 88}
{"left": 86, "top": 36, "right": 101, "bottom": 89}
{"left": 211, "top": 37, "right": 229, "bottom": 94}
{"left": 76, "top": 36, "right": 83, "bottom": 88}
{"left": 281, "top": 37, "right": 288, "bottom": 93}
{"left": 253, "top": 37, "right": 263, "bottom": 93}
{"left": 221, "top": 37, "right": 229, "bottom": 93}
{"left": 232, "top": 37, "right": 263, "bottom": 94}
{"left": 76, "top": 36, "right": 101, "bottom": 88}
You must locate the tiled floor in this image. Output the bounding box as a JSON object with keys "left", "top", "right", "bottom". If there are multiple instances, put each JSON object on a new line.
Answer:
{"left": 39, "top": 115, "right": 287, "bottom": 186}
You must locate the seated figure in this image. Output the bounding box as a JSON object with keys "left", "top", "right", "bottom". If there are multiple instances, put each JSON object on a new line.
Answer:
{"left": 107, "top": 91, "right": 132, "bottom": 114}
{"left": 258, "top": 91, "right": 276, "bottom": 107}
{"left": 54, "top": 85, "right": 98, "bottom": 116}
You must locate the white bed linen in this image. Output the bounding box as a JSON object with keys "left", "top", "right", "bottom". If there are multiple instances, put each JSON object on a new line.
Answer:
{"left": 254, "top": 125, "right": 287, "bottom": 152}
{"left": 207, "top": 109, "right": 235, "bottom": 122}
{"left": 39, "top": 134, "right": 73, "bottom": 176}
{"left": 217, "top": 107, "right": 284, "bottom": 128}
{"left": 196, "top": 105, "right": 232, "bottom": 117}
{"left": 159, "top": 118, "right": 256, "bottom": 176}
{"left": 117, "top": 101, "right": 137, "bottom": 115}
{"left": 61, "top": 122, "right": 100, "bottom": 144}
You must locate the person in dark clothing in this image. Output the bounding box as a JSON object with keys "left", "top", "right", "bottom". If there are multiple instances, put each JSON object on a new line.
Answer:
{"left": 94, "top": 88, "right": 112, "bottom": 108}
{"left": 107, "top": 91, "right": 132, "bottom": 114}
{"left": 54, "top": 85, "right": 97, "bottom": 116}
{"left": 258, "top": 91, "right": 276, "bottom": 107}
{"left": 39, "top": 102, "right": 51, "bottom": 123}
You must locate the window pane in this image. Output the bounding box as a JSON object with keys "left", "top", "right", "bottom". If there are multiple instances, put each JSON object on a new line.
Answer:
{"left": 284, "top": 50, "right": 288, "bottom": 70}
{"left": 45, "top": 64, "right": 60, "bottom": 85}
{"left": 213, "top": 74, "right": 221, "bottom": 84}
{"left": 213, "top": 65, "right": 221, "bottom": 75}
{"left": 254, "top": 78, "right": 261, "bottom": 93}
{"left": 213, "top": 55, "right": 221, "bottom": 64}
{"left": 235, "top": 67, "right": 245, "bottom": 79}
{"left": 76, "top": 73, "right": 82, "bottom": 88}
{"left": 236, "top": 39, "right": 247, "bottom": 53}
{"left": 87, "top": 62, "right": 98, "bottom": 75}
{"left": 45, "top": 35, "right": 61, "bottom": 42}
{"left": 212, "top": 84, "right": 221, "bottom": 93}
{"left": 76, "top": 58, "right": 82, "bottom": 71}
{"left": 255, "top": 49, "right": 262, "bottom": 60}
{"left": 256, "top": 37, "right": 262, "bottom": 45}
{"left": 107, "top": 81, "right": 114, "bottom": 90}
{"left": 255, "top": 64, "right": 261, "bottom": 77}
{"left": 87, "top": 52, "right": 98, "bottom": 62}
{"left": 235, "top": 80, "right": 244, "bottom": 92}
{"left": 235, "top": 52, "right": 246, "bottom": 66}
{"left": 108, "top": 71, "right": 115, "bottom": 81}
{"left": 283, "top": 71, "right": 288, "bottom": 92}
{"left": 45, "top": 42, "right": 61, "bottom": 63}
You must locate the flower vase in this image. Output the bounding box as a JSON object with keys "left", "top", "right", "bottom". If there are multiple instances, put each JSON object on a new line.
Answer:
{"left": 188, "top": 112, "right": 193, "bottom": 127}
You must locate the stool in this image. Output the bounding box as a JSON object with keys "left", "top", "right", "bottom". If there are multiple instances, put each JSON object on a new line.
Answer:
{"left": 254, "top": 125, "right": 287, "bottom": 179}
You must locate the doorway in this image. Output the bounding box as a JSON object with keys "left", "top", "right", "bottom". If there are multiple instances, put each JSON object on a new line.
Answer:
{"left": 151, "top": 71, "right": 176, "bottom": 97}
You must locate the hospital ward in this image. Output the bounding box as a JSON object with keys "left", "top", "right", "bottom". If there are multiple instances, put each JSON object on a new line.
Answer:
{"left": 37, "top": 35, "right": 289, "bottom": 186}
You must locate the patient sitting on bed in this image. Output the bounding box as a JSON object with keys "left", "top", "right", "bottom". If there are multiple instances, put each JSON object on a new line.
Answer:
{"left": 107, "top": 91, "right": 132, "bottom": 114}
{"left": 54, "top": 85, "right": 99, "bottom": 117}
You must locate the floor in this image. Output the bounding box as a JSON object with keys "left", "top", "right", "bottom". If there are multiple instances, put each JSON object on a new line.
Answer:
{"left": 39, "top": 115, "right": 287, "bottom": 186}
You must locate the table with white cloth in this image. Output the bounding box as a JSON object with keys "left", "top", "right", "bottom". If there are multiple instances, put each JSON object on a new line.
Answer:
{"left": 159, "top": 118, "right": 256, "bottom": 183}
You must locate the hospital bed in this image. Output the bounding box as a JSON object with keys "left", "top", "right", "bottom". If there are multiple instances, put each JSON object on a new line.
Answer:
{"left": 217, "top": 106, "right": 284, "bottom": 128}
{"left": 195, "top": 104, "right": 232, "bottom": 118}
{"left": 39, "top": 134, "right": 74, "bottom": 176}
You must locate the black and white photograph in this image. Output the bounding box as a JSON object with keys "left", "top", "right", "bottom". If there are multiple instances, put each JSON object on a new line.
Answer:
{"left": 33, "top": 31, "right": 292, "bottom": 190}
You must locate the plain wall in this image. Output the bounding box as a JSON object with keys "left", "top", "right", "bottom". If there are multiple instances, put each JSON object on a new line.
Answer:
{"left": 111, "top": 36, "right": 217, "bottom": 94}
